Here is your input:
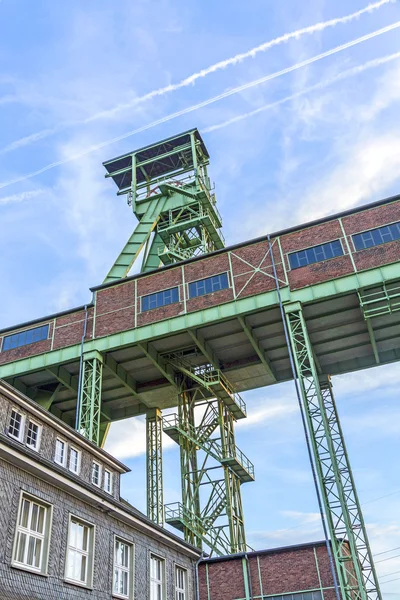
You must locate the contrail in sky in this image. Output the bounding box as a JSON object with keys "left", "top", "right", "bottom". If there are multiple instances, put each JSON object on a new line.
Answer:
{"left": 85, "top": 0, "right": 393, "bottom": 123}
{"left": 0, "top": 20, "right": 399, "bottom": 191}
{"left": 0, "top": 0, "right": 393, "bottom": 155}
{"left": 204, "top": 52, "right": 400, "bottom": 133}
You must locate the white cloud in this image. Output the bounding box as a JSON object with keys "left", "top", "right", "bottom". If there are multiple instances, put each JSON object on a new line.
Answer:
{"left": 0, "top": 189, "right": 43, "bottom": 205}
{"left": 105, "top": 415, "right": 175, "bottom": 460}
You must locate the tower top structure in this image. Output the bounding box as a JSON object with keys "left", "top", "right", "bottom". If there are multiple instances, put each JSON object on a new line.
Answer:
{"left": 102, "top": 129, "right": 224, "bottom": 282}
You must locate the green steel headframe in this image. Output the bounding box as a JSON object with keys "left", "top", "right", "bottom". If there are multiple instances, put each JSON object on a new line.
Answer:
{"left": 102, "top": 129, "right": 224, "bottom": 281}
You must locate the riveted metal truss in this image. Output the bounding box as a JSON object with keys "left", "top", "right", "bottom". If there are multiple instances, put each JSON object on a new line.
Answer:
{"left": 146, "top": 408, "right": 164, "bottom": 526}
{"left": 78, "top": 350, "right": 103, "bottom": 445}
{"left": 162, "top": 352, "right": 254, "bottom": 556}
{"left": 284, "top": 302, "right": 382, "bottom": 600}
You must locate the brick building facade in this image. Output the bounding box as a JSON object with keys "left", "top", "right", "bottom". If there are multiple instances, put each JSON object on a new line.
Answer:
{"left": 0, "top": 380, "right": 200, "bottom": 599}
{"left": 198, "top": 542, "right": 339, "bottom": 600}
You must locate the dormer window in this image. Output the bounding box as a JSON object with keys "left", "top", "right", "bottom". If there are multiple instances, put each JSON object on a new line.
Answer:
{"left": 8, "top": 409, "right": 25, "bottom": 442}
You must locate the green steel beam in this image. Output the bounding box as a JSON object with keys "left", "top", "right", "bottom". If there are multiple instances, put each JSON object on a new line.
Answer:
{"left": 146, "top": 408, "right": 164, "bottom": 526}
{"left": 138, "top": 342, "right": 176, "bottom": 386}
{"left": 366, "top": 320, "right": 380, "bottom": 365}
{"left": 237, "top": 316, "right": 276, "bottom": 381}
{"left": 47, "top": 365, "right": 79, "bottom": 392}
{"left": 284, "top": 301, "right": 382, "bottom": 600}
{"left": 103, "top": 353, "right": 139, "bottom": 397}
{"left": 188, "top": 329, "right": 220, "bottom": 368}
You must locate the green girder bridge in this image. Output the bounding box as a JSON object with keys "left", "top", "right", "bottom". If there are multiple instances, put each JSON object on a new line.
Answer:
{"left": 1, "top": 129, "right": 399, "bottom": 600}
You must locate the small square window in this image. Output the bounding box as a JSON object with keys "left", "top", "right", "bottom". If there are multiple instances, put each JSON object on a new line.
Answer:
{"left": 8, "top": 409, "right": 25, "bottom": 441}
{"left": 26, "top": 421, "right": 41, "bottom": 451}
{"left": 92, "top": 461, "right": 102, "bottom": 486}
{"left": 55, "top": 439, "right": 67, "bottom": 466}
{"left": 104, "top": 469, "right": 113, "bottom": 494}
{"left": 69, "top": 448, "right": 81, "bottom": 474}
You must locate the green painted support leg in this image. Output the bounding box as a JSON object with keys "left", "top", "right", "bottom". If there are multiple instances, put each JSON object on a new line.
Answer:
{"left": 146, "top": 408, "right": 164, "bottom": 526}
{"left": 284, "top": 302, "right": 382, "bottom": 600}
{"left": 78, "top": 350, "right": 103, "bottom": 445}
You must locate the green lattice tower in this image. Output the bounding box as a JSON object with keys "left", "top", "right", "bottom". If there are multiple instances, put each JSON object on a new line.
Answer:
{"left": 162, "top": 353, "right": 254, "bottom": 556}
{"left": 78, "top": 351, "right": 103, "bottom": 446}
{"left": 284, "top": 301, "right": 382, "bottom": 600}
{"left": 146, "top": 409, "right": 164, "bottom": 526}
{"left": 103, "top": 129, "right": 224, "bottom": 280}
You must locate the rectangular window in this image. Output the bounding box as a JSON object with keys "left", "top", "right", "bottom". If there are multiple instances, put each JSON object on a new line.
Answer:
{"left": 12, "top": 493, "right": 52, "bottom": 574}
{"left": 150, "top": 555, "right": 165, "bottom": 600}
{"left": 188, "top": 272, "right": 229, "bottom": 298}
{"left": 69, "top": 447, "right": 81, "bottom": 475}
{"left": 55, "top": 439, "right": 67, "bottom": 466}
{"left": 175, "top": 566, "right": 187, "bottom": 600}
{"left": 65, "top": 516, "right": 95, "bottom": 587}
{"left": 113, "top": 538, "right": 133, "bottom": 599}
{"left": 142, "top": 287, "right": 179, "bottom": 312}
{"left": 352, "top": 221, "right": 400, "bottom": 251}
{"left": 8, "top": 409, "right": 25, "bottom": 441}
{"left": 104, "top": 469, "right": 113, "bottom": 494}
{"left": 2, "top": 324, "right": 49, "bottom": 352}
{"left": 288, "top": 240, "right": 344, "bottom": 270}
{"left": 92, "top": 461, "right": 102, "bottom": 486}
{"left": 26, "top": 421, "right": 41, "bottom": 451}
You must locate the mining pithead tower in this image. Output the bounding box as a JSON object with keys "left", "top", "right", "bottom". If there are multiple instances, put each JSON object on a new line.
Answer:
{"left": 1, "top": 128, "right": 397, "bottom": 599}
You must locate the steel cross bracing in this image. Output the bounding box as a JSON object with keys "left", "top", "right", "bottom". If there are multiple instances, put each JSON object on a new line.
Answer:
{"left": 146, "top": 408, "right": 164, "bottom": 526}
{"left": 103, "top": 129, "right": 224, "bottom": 281}
{"left": 162, "top": 352, "right": 254, "bottom": 556}
{"left": 284, "top": 302, "right": 382, "bottom": 600}
{"left": 77, "top": 351, "right": 103, "bottom": 446}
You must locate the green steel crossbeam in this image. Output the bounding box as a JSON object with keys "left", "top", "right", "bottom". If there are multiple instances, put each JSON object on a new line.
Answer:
{"left": 284, "top": 302, "right": 382, "bottom": 600}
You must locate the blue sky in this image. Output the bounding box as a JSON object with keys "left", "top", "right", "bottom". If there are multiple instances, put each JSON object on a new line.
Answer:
{"left": 1, "top": 0, "right": 400, "bottom": 595}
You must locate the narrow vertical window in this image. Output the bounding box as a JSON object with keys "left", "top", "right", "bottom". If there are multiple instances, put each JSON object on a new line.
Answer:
{"left": 65, "top": 517, "right": 95, "bottom": 587}
{"left": 26, "top": 421, "right": 41, "bottom": 451}
{"left": 104, "top": 469, "right": 113, "bottom": 494}
{"left": 150, "top": 555, "right": 165, "bottom": 600}
{"left": 91, "top": 461, "right": 101, "bottom": 486}
{"left": 113, "top": 538, "right": 133, "bottom": 598}
{"left": 175, "top": 566, "right": 187, "bottom": 600}
{"left": 54, "top": 439, "right": 67, "bottom": 466}
{"left": 69, "top": 447, "right": 81, "bottom": 474}
{"left": 12, "top": 493, "right": 52, "bottom": 574}
{"left": 8, "top": 409, "right": 25, "bottom": 441}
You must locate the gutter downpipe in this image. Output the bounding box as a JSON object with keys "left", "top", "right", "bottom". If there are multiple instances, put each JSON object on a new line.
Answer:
{"left": 195, "top": 552, "right": 207, "bottom": 600}
{"left": 267, "top": 234, "right": 341, "bottom": 600}
{"left": 75, "top": 304, "right": 89, "bottom": 431}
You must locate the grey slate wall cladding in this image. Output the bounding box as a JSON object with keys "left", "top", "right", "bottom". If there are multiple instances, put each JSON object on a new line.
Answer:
{"left": 0, "top": 385, "right": 198, "bottom": 599}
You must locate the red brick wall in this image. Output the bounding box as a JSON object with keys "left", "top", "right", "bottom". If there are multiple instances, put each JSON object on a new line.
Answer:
{"left": 198, "top": 544, "right": 338, "bottom": 600}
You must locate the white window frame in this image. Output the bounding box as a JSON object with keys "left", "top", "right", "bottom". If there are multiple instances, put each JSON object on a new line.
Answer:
{"left": 54, "top": 438, "right": 67, "bottom": 466}
{"left": 175, "top": 564, "right": 188, "bottom": 600}
{"left": 8, "top": 408, "right": 25, "bottom": 442}
{"left": 12, "top": 491, "right": 53, "bottom": 575}
{"left": 104, "top": 469, "right": 113, "bottom": 494}
{"left": 150, "top": 554, "right": 165, "bottom": 600}
{"left": 26, "top": 419, "right": 42, "bottom": 451}
{"left": 68, "top": 446, "right": 81, "bottom": 475}
{"left": 64, "top": 514, "right": 95, "bottom": 588}
{"left": 91, "top": 461, "right": 102, "bottom": 487}
{"left": 113, "top": 536, "right": 134, "bottom": 599}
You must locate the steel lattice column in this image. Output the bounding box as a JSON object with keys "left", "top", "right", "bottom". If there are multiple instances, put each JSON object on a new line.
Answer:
{"left": 284, "top": 301, "right": 382, "bottom": 600}
{"left": 146, "top": 408, "right": 164, "bottom": 526}
{"left": 78, "top": 350, "right": 103, "bottom": 445}
{"left": 218, "top": 401, "right": 247, "bottom": 553}
{"left": 178, "top": 383, "right": 202, "bottom": 548}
